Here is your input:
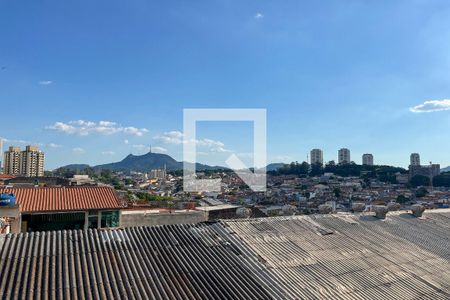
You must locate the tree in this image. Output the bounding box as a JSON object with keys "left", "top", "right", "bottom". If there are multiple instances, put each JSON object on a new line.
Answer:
{"left": 415, "top": 187, "right": 429, "bottom": 198}
{"left": 396, "top": 195, "right": 410, "bottom": 204}
{"left": 333, "top": 187, "right": 341, "bottom": 198}
{"left": 409, "top": 175, "right": 431, "bottom": 187}
{"left": 310, "top": 163, "right": 324, "bottom": 176}
{"left": 433, "top": 174, "right": 450, "bottom": 187}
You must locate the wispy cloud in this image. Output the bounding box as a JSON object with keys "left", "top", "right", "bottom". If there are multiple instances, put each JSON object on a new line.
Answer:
{"left": 124, "top": 139, "right": 129, "bottom": 144}
{"left": 154, "top": 131, "right": 184, "bottom": 144}
{"left": 132, "top": 144, "right": 151, "bottom": 152}
{"left": 46, "top": 120, "right": 149, "bottom": 136}
{"left": 101, "top": 151, "right": 115, "bottom": 155}
{"left": 132, "top": 145, "right": 167, "bottom": 153}
{"left": 410, "top": 99, "right": 450, "bottom": 113}
{"left": 154, "top": 131, "right": 231, "bottom": 152}
{"left": 0, "top": 137, "right": 62, "bottom": 148}
{"left": 152, "top": 146, "right": 168, "bottom": 153}
{"left": 39, "top": 80, "right": 53, "bottom": 85}
{"left": 46, "top": 143, "right": 62, "bottom": 148}
{"left": 254, "top": 12, "right": 264, "bottom": 19}
{"left": 72, "top": 147, "right": 85, "bottom": 154}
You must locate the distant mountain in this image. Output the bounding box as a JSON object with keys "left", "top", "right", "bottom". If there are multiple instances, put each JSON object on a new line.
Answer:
{"left": 266, "top": 163, "right": 286, "bottom": 172}
{"left": 441, "top": 166, "right": 450, "bottom": 173}
{"left": 94, "top": 153, "right": 180, "bottom": 172}
{"left": 58, "top": 152, "right": 225, "bottom": 173}
{"left": 58, "top": 164, "right": 91, "bottom": 172}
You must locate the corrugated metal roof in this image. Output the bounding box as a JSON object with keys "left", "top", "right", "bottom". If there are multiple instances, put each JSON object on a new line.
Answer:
{"left": 222, "top": 210, "right": 450, "bottom": 299}
{"left": 2, "top": 210, "right": 450, "bottom": 299}
{"left": 0, "top": 224, "right": 285, "bottom": 300}
{"left": 0, "top": 187, "right": 123, "bottom": 213}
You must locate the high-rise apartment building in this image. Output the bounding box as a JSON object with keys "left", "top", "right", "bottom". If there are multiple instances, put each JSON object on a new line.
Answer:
{"left": 3, "top": 146, "right": 21, "bottom": 175}
{"left": 338, "top": 148, "right": 351, "bottom": 164}
{"left": 362, "top": 154, "right": 374, "bottom": 166}
{"left": 410, "top": 153, "right": 420, "bottom": 166}
{"left": 3, "top": 145, "right": 44, "bottom": 177}
{"left": 310, "top": 149, "right": 323, "bottom": 165}
{"left": 148, "top": 168, "right": 167, "bottom": 180}
{"left": 20, "top": 146, "right": 45, "bottom": 177}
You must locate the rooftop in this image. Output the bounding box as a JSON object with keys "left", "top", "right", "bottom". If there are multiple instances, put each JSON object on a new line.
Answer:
{"left": 1, "top": 209, "right": 450, "bottom": 299}
{"left": 0, "top": 186, "right": 123, "bottom": 213}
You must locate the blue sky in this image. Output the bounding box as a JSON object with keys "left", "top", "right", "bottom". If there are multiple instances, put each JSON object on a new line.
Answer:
{"left": 1, "top": 0, "right": 450, "bottom": 170}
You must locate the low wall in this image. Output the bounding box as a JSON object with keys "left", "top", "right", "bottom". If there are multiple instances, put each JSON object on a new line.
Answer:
{"left": 121, "top": 209, "right": 207, "bottom": 227}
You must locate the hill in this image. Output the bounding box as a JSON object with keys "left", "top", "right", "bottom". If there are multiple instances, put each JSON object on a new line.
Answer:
{"left": 266, "top": 163, "right": 285, "bottom": 172}
{"left": 441, "top": 166, "right": 450, "bottom": 173}
{"left": 58, "top": 152, "right": 225, "bottom": 173}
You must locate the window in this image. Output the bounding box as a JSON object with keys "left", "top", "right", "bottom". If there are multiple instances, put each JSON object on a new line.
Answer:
{"left": 101, "top": 211, "right": 119, "bottom": 228}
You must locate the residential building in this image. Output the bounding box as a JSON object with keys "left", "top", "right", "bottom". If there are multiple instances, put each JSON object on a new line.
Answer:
{"left": 148, "top": 167, "right": 167, "bottom": 180}
{"left": 310, "top": 149, "right": 323, "bottom": 165}
{"left": 20, "top": 145, "right": 45, "bottom": 177}
{"left": 362, "top": 153, "right": 374, "bottom": 166}
{"left": 3, "top": 147, "right": 21, "bottom": 176}
{"left": 3, "top": 145, "right": 45, "bottom": 177}
{"left": 0, "top": 186, "right": 123, "bottom": 233}
{"left": 410, "top": 153, "right": 420, "bottom": 166}
{"left": 409, "top": 164, "right": 440, "bottom": 179}
{"left": 338, "top": 148, "right": 350, "bottom": 164}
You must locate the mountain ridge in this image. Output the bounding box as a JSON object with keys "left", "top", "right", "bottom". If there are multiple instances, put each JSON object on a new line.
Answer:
{"left": 57, "top": 152, "right": 285, "bottom": 173}
{"left": 58, "top": 152, "right": 227, "bottom": 173}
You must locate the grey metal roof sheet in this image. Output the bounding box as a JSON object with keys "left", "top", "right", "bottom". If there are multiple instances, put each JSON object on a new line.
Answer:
{"left": 222, "top": 210, "right": 450, "bottom": 299}
{"left": 0, "top": 224, "right": 285, "bottom": 300}
{"left": 2, "top": 210, "right": 450, "bottom": 299}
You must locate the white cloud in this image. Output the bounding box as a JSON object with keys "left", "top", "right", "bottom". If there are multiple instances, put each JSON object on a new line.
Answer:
{"left": 410, "top": 99, "right": 450, "bottom": 113}
{"left": 0, "top": 137, "right": 62, "bottom": 148}
{"left": 39, "top": 80, "right": 53, "bottom": 85}
{"left": 254, "top": 13, "right": 264, "bottom": 19}
{"left": 72, "top": 147, "right": 85, "bottom": 154}
{"left": 154, "top": 131, "right": 231, "bottom": 152}
{"left": 46, "top": 120, "right": 149, "bottom": 136}
{"left": 154, "top": 131, "right": 184, "bottom": 144}
{"left": 101, "top": 151, "right": 115, "bottom": 155}
{"left": 132, "top": 144, "right": 151, "bottom": 152}
{"left": 46, "top": 143, "right": 62, "bottom": 148}
{"left": 124, "top": 139, "right": 129, "bottom": 144}
{"left": 152, "top": 146, "right": 168, "bottom": 153}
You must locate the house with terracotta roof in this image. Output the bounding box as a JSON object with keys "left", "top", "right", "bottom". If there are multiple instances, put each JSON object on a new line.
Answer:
{"left": 0, "top": 186, "right": 124, "bottom": 233}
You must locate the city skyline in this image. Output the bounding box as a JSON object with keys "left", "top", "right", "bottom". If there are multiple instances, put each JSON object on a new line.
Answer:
{"left": 1, "top": 1, "right": 450, "bottom": 169}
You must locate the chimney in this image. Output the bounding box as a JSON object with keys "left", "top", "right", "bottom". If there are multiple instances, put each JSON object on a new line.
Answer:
{"left": 411, "top": 204, "right": 425, "bottom": 218}
{"left": 374, "top": 205, "right": 388, "bottom": 219}
{"left": 352, "top": 202, "right": 365, "bottom": 212}
{"left": 319, "top": 204, "right": 332, "bottom": 214}
{"left": 387, "top": 202, "right": 401, "bottom": 211}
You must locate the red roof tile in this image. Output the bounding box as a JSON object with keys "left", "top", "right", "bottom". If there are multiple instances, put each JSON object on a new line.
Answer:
{"left": 0, "top": 186, "right": 124, "bottom": 213}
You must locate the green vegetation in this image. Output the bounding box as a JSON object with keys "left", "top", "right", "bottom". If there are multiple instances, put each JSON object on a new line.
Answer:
{"left": 409, "top": 175, "right": 431, "bottom": 187}
{"left": 269, "top": 161, "right": 406, "bottom": 182}
{"left": 277, "top": 162, "right": 309, "bottom": 176}
{"left": 433, "top": 174, "right": 450, "bottom": 187}
{"left": 333, "top": 187, "right": 341, "bottom": 198}
{"left": 396, "top": 195, "right": 410, "bottom": 204}
{"left": 415, "top": 187, "right": 429, "bottom": 198}
{"left": 136, "top": 193, "right": 174, "bottom": 202}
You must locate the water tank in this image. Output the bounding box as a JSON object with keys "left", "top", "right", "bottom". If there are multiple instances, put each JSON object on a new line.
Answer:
{"left": 0, "top": 193, "right": 16, "bottom": 207}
